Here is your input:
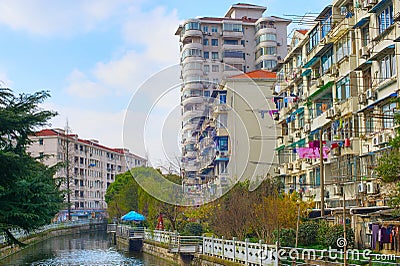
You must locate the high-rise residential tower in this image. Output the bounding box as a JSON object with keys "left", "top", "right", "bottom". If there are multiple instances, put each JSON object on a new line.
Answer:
{"left": 175, "top": 3, "right": 291, "bottom": 182}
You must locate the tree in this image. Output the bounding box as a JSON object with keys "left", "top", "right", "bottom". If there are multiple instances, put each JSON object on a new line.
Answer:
{"left": 0, "top": 88, "right": 64, "bottom": 246}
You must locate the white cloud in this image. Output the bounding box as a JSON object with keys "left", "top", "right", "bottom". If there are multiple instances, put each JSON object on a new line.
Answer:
{"left": 0, "top": 71, "right": 13, "bottom": 88}
{"left": 0, "top": 0, "right": 132, "bottom": 36}
{"left": 65, "top": 69, "right": 109, "bottom": 98}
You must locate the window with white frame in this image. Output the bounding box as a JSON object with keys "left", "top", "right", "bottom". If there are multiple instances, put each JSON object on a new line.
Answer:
{"left": 336, "top": 33, "right": 350, "bottom": 62}
{"left": 379, "top": 53, "right": 396, "bottom": 80}
{"left": 336, "top": 75, "right": 350, "bottom": 101}
{"left": 212, "top": 65, "right": 219, "bottom": 72}
{"left": 382, "top": 102, "right": 396, "bottom": 129}
{"left": 378, "top": 3, "right": 394, "bottom": 34}
{"left": 321, "top": 48, "right": 333, "bottom": 74}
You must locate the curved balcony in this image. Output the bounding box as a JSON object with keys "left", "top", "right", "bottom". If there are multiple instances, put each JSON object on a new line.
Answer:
{"left": 181, "top": 42, "right": 203, "bottom": 52}
{"left": 182, "top": 95, "right": 205, "bottom": 106}
{"left": 255, "top": 26, "right": 277, "bottom": 37}
{"left": 181, "top": 29, "right": 203, "bottom": 42}
{"left": 255, "top": 40, "right": 276, "bottom": 51}
{"left": 183, "top": 109, "right": 205, "bottom": 121}
{"left": 181, "top": 54, "right": 203, "bottom": 65}
{"left": 221, "top": 43, "right": 244, "bottom": 51}
{"left": 182, "top": 120, "right": 198, "bottom": 132}
{"left": 182, "top": 69, "right": 204, "bottom": 80}
{"left": 255, "top": 54, "right": 277, "bottom": 64}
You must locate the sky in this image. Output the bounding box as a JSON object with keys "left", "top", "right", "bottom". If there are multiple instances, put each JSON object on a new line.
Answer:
{"left": 0, "top": 0, "right": 331, "bottom": 168}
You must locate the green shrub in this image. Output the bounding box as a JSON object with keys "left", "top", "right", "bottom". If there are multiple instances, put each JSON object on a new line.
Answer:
{"left": 183, "top": 222, "right": 203, "bottom": 236}
{"left": 273, "top": 228, "right": 296, "bottom": 247}
{"left": 323, "top": 225, "right": 354, "bottom": 249}
{"left": 298, "top": 221, "right": 319, "bottom": 246}
{"left": 316, "top": 221, "right": 330, "bottom": 246}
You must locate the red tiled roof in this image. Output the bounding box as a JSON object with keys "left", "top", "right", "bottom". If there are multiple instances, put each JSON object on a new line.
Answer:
{"left": 33, "top": 129, "right": 59, "bottom": 136}
{"left": 229, "top": 70, "right": 277, "bottom": 79}
{"left": 296, "top": 29, "right": 308, "bottom": 35}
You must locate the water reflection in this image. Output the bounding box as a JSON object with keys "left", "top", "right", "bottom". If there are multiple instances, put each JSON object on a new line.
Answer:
{"left": 1, "top": 231, "right": 174, "bottom": 266}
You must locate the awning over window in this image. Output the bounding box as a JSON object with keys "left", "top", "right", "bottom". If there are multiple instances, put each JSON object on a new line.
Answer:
{"left": 301, "top": 69, "right": 312, "bottom": 77}
{"left": 357, "top": 92, "right": 397, "bottom": 113}
{"left": 275, "top": 145, "right": 285, "bottom": 151}
{"left": 308, "top": 81, "right": 334, "bottom": 100}
{"left": 369, "top": 0, "right": 391, "bottom": 13}
{"left": 288, "top": 138, "right": 306, "bottom": 148}
{"left": 353, "top": 16, "right": 370, "bottom": 28}
{"left": 292, "top": 107, "right": 304, "bottom": 115}
{"left": 369, "top": 44, "right": 395, "bottom": 61}
{"left": 354, "top": 60, "right": 372, "bottom": 71}
{"left": 303, "top": 57, "right": 319, "bottom": 68}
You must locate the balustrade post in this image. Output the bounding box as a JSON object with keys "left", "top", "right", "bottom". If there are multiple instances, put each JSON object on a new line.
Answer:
{"left": 222, "top": 236, "right": 225, "bottom": 259}
{"left": 211, "top": 235, "right": 214, "bottom": 257}
{"left": 245, "top": 238, "right": 249, "bottom": 265}
{"left": 233, "top": 237, "right": 236, "bottom": 262}
{"left": 259, "top": 239, "right": 263, "bottom": 266}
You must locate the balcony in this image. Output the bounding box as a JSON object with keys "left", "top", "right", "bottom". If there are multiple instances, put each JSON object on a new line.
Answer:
{"left": 334, "top": 96, "right": 358, "bottom": 116}
{"left": 221, "top": 43, "right": 244, "bottom": 51}
{"left": 221, "top": 31, "right": 243, "bottom": 39}
{"left": 327, "top": 16, "right": 355, "bottom": 43}
{"left": 181, "top": 29, "right": 203, "bottom": 42}
{"left": 213, "top": 104, "right": 229, "bottom": 114}
{"left": 183, "top": 109, "right": 205, "bottom": 121}
{"left": 216, "top": 127, "right": 228, "bottom": 137}
{"left": 255, "top": 26, "right": 277, "bottom": 37}
{"left": 182, "top": 95, "right": 204, "bottom": 106}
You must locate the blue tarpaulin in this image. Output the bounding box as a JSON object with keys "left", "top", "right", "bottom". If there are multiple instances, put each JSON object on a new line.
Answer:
{"left": 121, "top": 211, "right": 146, "bottom": 221}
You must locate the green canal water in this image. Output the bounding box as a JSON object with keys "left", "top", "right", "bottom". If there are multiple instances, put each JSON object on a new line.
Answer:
{"left": 0, "top": 231, "right": 175, "bottom": 266}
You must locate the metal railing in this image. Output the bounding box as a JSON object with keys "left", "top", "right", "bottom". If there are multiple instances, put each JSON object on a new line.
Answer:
{"left": 0, "top": 219, "right": 104, "bottom": 245}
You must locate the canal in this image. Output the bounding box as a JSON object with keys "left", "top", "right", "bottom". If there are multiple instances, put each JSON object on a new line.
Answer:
{"left": 1, "top": 230, "right": 175, "bottom": 265}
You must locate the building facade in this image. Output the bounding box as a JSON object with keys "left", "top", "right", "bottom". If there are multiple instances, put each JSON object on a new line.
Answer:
{"left": 273, "top": 0, "right": 399, "bottom": 249}
{"left": 28, "top": 128, "right": 146, "bottom": 211}
{"left": 176, "top": 3, "right": 290, "bottom": 182}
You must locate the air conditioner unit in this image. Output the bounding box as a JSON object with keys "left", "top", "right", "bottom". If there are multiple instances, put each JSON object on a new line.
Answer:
{"left": 368, "top": 0, "right": 377, "bottom": 5}
{"left": 330, "top": 64, "right": 339, "bottom": 76}
{"left": 207, "top": 33, "right": 211, "bottom": 36}
{"left": 379, "top": 133, "right": 388, "bottom": 144}
{"left": 372, "top": 135, "right": 380, "bottom": 146}
{"left": 287, "top": 162, "right": 293, "bottom": 170}
{"left": 366, "top": 89, "right": 376, "bottom": 100}
{"left": 304, "top": 123, "right": 311, "bottom": 133}
{"left": 288, "top": 136, "right": 294, "bottom": 143}
{"left": 358, "top": 182, "right": 366, "bottom": 193}
{"left": 333, "top": 185, "right": 343, "bottom": 196}
{"left": 274, "top": 166, "right": 280, "bottom": 174}
{"left": 296, "top": 161, "right": 302, "bottom": 170}
{"left": 295, "top": 131, "right": 302, "bottom": 138}
{"left": 366, "top": 181, "right": 379, "bottom": 194}
{"left": 326, "top": 109, "right": 335, "bottom": 119}
{"left": 317, "top": 78, "right": 324, "bottom": 87}
{"left": 360, "top": 46, "right": 370, "bottom": 58}
{"left": 358, "top": 93, "right": 367, "bottom": 104}
{"left": 305, "top": 158, "right": 312, "bottom": 164}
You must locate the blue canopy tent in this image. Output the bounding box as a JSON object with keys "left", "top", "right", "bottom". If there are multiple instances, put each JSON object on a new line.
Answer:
{"left": 121, "top": 211, "right": 146, "bottom": 222}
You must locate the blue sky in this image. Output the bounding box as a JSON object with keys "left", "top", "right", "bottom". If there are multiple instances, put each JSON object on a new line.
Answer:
{"left": 0, "top": 0, "right": 331, "bottom": 166}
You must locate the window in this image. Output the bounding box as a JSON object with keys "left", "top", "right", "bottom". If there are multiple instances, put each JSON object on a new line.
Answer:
{"left": 336, "top": 76, "right": 350, "bottom": 101}
{"left": 211, "top": 39, "right": 218, "bottom": 46}
{"left": 203, "top": 38, "right": 209, "bottom": 46}
{"left": 255, "top": 60, "right": 277, "bottom": 70}
{"left": 378, "top": 4, "right": 394, "bottom": 34}
{"left": 336, "top": 34, "right": 350, "bottom": 62}
{"left": 382, "top": 102, "right": 396, "bottom": 129}
{"left": 321, "top": 9, "right": 332, "bottom": 38}
{"left": 211, "top": 26, "right": 218, "bottom": 33}
{"left": 361, "top": 25, "right": 370, "bottom": 47}
{"left": 308, "top": 27, "right": 320, "bottom": 52}
{"left": 204, "top": 51, "right": 209, "bottom": 59}
{"left": 223, "top": 23, "right": 242, "bottom": 32}
{"left": 182, "top": 48, "right": 202, "bottom": 60}
{"left": 255, "top": 33, "right": 277, "bottom": 44}
{"left": 39, "top": 152, "right": 44, "bottom": 159}
{"left": 217, "top": 136, "right": 228, "bottom": 151}
{"left": 255, "top": 47, "right": 277, "bottom": 58}
{"left": 362, "top": 69, "right": 372, "bottom": 92}
{"left": 224, "top": 39, "right": 238, "bottom": 45}
{"left": 39, "top": 138, "right": 44, "bottom": 145}
{"left": 203, "top": 26, "right": 209, "bottom": 33}
{"left": 183, "top": 21, "right": 200, "bottom": 32}
{"left": 219, "top": 93, "right": 227, "bottom": 104}
{"left": 212, "top": 52, "right": 219, "bottom": 60}
{"left": 219, "top": 161, "right": 228, "bottom": 174}
{"left": 365, "top": 114, "right": 374, "bottom": 134}
{"left": 204, "top": 91, "right": 210, "bottom": 97}
{"left": 204, "top": 65, "right": 209, "bottom": 73}
{"left": 379, "top": 53, "right": 396, "bottom": 80}
{"left": 241, "top": 40, "right": 245, "bottom": 47}
{"left": 212, "top": 65, "right": 219, "bottom": 72}
{"left": 223, "top": 50, "right": 243, "bottom": 58}
{"left": 321, "top": 48, "right": 333, "bottom": 73}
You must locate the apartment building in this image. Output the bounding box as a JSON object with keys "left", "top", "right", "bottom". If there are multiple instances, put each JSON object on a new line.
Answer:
{"left": 176, "top": 3, "right": 290, "bottom": 181}
{"left": 189, "top": 70, "right": 277, "bottom": 195}
{"left": 28, "top": 128, "right": 146, "bottom": 211}
{"left": 273, "top": 0, "right": 399, "bottom": 249}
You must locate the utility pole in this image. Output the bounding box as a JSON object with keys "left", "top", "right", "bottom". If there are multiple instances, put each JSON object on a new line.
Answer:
{"left": 65, "top": 120, "right": 71, "bottom": 221}
{"left": 343, "top": 190, "right": 347, "bottom": 266}
{"left": 319, "top": 129, "right": 325, "bottom": 218}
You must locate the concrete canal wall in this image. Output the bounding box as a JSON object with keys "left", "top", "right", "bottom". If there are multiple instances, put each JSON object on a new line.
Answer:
{"left": 0, "top": 220, "right": 106, "bottom": 260}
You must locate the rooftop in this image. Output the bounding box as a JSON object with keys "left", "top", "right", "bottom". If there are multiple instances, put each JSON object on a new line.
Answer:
{"left": 228, "top": 70, "right": 277, "bottom": 80}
